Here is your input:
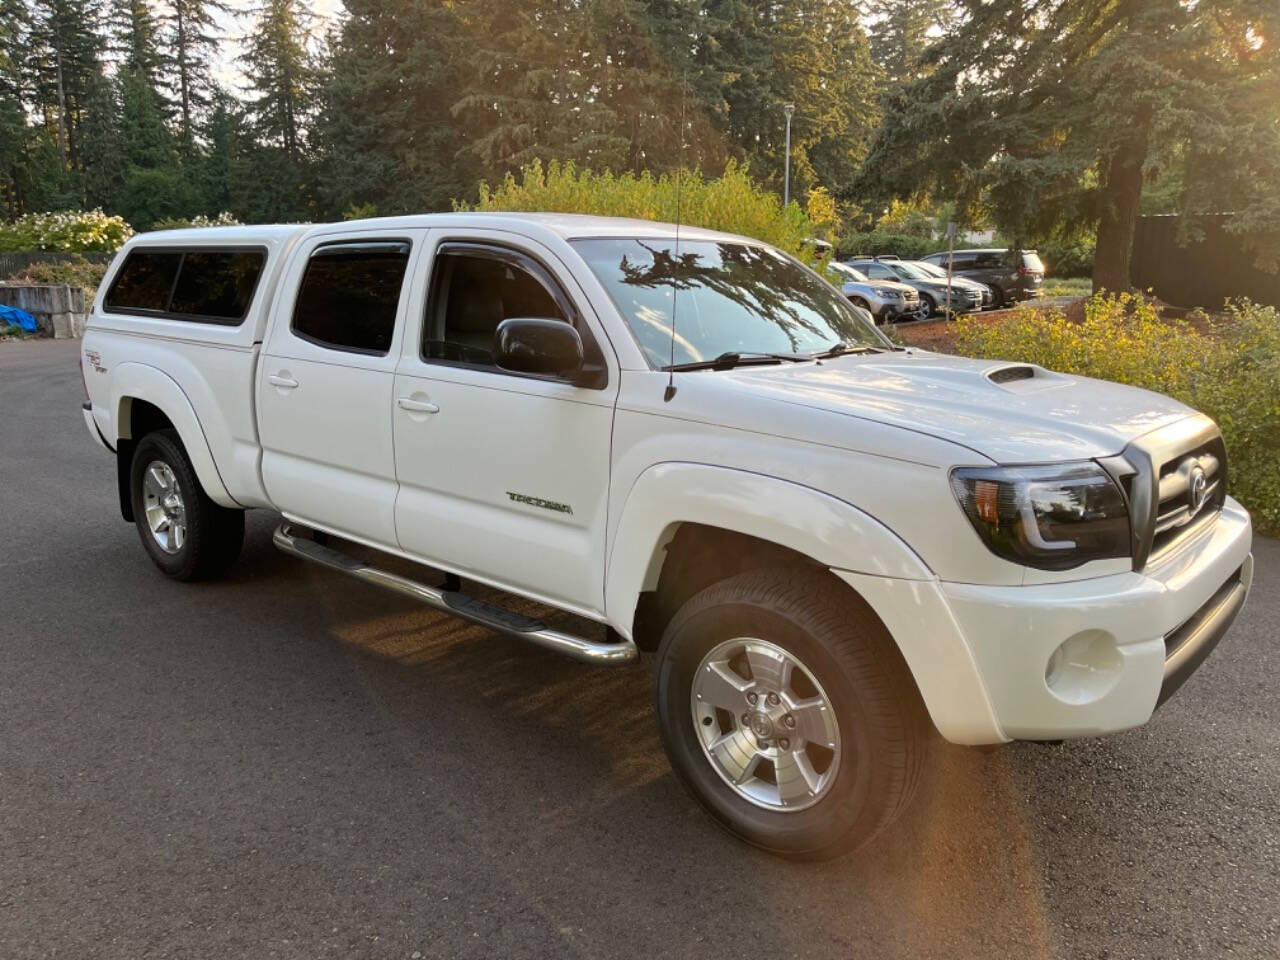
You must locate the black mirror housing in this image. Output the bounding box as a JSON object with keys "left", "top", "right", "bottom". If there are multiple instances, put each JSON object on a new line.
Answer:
{"left": 494, "top": 318, "right": 584, "bottom": 377}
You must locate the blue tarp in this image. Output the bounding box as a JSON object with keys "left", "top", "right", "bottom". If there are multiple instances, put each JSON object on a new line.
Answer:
{"left": 0, "top": 304, "right": 38, "bottom": 332}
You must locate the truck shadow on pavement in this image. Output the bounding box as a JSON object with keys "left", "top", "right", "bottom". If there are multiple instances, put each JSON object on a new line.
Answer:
{"left": 234, "top": 518, "right": 1056, "bottom": 958}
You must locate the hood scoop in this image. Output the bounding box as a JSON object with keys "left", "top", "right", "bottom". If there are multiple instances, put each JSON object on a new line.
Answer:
{"left": 987, "top": 364, "right": 1036, "bottom": 384}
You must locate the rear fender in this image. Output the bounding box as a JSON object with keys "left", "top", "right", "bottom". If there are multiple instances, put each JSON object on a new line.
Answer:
{"left": 111, "top": 363, "right": 237, "bottom": 508}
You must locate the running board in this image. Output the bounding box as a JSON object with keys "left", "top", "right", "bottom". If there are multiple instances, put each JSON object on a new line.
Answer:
{"left": 272, "top": 523, "right": 638, "bottom": 666}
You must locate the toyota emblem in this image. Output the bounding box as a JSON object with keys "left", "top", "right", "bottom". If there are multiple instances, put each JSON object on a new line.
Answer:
{"left": 1188, "top": 466, "right": 1208, "bottom": 515}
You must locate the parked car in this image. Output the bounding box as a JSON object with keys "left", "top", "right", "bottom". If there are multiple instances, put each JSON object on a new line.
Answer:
{"left": 81, "top": 215, "right": 1253, "bottom": 860}
{"left": 921, "top": 248, "right": 1045, "bottom": 306}
{"left": 846, "top": 257, "right": 983, "bottom": 317}
{"left": 826, "top": 260, "right": 924, "bottom": 322}
{"left": 910, "top": 259, "right": 995, "bottom": 309}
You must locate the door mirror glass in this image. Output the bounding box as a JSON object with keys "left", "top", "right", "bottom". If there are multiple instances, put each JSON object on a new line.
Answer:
{"left": 494, "top": 317, "right": 584, "bottom": 376}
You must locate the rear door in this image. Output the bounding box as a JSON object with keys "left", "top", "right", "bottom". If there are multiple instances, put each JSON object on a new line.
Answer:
{"left": 258, "top": 231, "right": 422, "bottom": 545}
{"left": 391, "top": 232, "right": 618, "bottom": 616}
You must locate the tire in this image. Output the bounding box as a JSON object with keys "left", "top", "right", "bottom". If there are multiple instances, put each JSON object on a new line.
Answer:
{"left": 654, "top": 569, "right": 931, "bottom": 860}
{"left": 988, "top": 284, "right": 1005, "bottom": 308}
{"left": 919, "top": 293, "right": 937, "bottom": 318}
{"left": 130, "top": 429, "right": 244, "bottom": 581}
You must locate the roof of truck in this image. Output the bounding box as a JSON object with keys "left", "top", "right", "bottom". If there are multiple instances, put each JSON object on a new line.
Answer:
{"left": 131, "top": 213, "right": 753, "bottom": 246}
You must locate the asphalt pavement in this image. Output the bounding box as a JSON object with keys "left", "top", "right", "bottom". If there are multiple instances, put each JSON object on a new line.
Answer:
{"left": 2, "top": 338, "right": 1276, "bottom": 959}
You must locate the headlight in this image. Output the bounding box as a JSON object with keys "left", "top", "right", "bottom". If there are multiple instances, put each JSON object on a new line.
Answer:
{"left": 950, "top": 463, "right": 1130, "bottom": 570}
{"left": 873, "top": 287, "right": 898, "bottom": 297}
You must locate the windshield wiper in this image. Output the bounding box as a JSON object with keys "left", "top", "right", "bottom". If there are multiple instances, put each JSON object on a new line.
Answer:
{"left": 810, "top": 342, "right": 887, "bottom": 360}
{"left": 663, "top": 351, "right": 807, "bottom": 372}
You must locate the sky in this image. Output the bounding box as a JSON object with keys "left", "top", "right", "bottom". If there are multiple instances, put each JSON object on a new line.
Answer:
{"left": 211, "top": 0, "right": 343, "bottom": 91}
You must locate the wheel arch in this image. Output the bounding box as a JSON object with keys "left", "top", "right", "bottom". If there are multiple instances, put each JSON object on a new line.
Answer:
{"left": 111, "top": 363, "right": 237, "bottom": 517}
{"left": 605, "top": 463, "right": 933, "bottom": 650}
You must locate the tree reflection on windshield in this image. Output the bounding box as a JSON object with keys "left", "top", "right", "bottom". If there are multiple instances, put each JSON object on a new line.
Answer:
{"left": 573, "top": 238, "right": 886, "bottom": 368}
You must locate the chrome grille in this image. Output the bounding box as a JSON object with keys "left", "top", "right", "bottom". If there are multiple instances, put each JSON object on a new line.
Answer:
{"left": 1149, "top": 437, "right": 1227, "bottom": 558}
{"left": 1110, "top": 417, "right": 1228, "bottom": 570}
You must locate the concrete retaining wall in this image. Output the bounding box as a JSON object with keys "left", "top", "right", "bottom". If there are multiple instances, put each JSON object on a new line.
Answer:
{"left": 0, "top": 284, "right": 87, "bottom": 338}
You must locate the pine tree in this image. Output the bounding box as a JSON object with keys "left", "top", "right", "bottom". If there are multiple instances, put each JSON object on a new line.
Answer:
{"left": 862, "top": 0, "right": 954, "bottom": 84}
{"left": 108, "top": 0, "right": 167, "bottom": 91}
{"left": 240, "top": 0, "right": 314, "bottom": 166}
{"left": 28, "top": 0, "right": 107, "bottom": 175}
{"left": 313, "top": 0, "right": 470, "bottom": 216}
{"left": 163, "top": 0, "right": 229, "bottom": 149}
{"left": 860, "top": 0, "right": 1280, "bottom": 291}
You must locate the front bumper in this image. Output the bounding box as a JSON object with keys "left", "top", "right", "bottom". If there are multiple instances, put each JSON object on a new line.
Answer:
{"left": 834, "top": 497, "right": 1253, "bottom": 744}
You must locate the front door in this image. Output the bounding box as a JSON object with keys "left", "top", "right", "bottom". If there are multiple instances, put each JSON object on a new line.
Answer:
{"left": 258, "top": 233, "right": 420, "bottom": 546}
{"left": 392, "top": 235, "right": 617, "bottom": 616}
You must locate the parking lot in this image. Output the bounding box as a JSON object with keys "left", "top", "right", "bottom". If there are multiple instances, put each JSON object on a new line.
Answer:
{"left": 2, "top": 338, "right": 1277, "bottom": 959}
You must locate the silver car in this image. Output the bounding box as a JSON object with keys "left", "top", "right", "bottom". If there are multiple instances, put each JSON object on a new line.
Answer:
{"left": 826, "top": 261, "right": 924, "bottom": 322}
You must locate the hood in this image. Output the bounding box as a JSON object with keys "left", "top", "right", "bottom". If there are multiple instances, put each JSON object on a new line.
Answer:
{"left": 716, "top": 351, "right": 1196, "bottom": 463}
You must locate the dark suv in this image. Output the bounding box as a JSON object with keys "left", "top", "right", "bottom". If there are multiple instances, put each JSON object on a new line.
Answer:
{"left": 921, "top": 249, "right": 1045, "bottom": 306}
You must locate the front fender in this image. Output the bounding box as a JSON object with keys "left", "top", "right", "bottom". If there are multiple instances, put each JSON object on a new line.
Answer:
{"left": 605, "top": 462, "right": 933, "bottom": 634}
{"left": 604, "top": 462, "right": 1004, "bottom": 745}
{"left": 111, "top": 363, "right": 237, "bottom": 508}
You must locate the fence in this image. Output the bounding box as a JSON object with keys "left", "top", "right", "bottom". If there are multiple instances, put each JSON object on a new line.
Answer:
{"left": 0, "top": 251, "right": 115, "bottom": 279}
{"left": 1130, "top": 215, "right": 1280, "bottom": 309}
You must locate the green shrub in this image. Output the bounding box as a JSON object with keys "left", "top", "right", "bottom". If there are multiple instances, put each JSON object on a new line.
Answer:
{"left": 952, "top": 293, "right": 1280, "bottom": 534}
{"left": 837, "top": 231, "right": 935, "bottom": 260}
{"left": 0, "top": 210, "right": 133, "bottom": 253}
{"left": 12, "top": 255, "right": 110, "bottom": 299}
{"left": 462, "top": 159, "right": 826, "bottom": 263}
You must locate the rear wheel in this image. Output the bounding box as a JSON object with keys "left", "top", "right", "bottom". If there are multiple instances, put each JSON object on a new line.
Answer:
{"left": 130, "top": 429, "right": 244, "bottom": 581}
{"left": 654, "top": 570, "right": 931, "bottom": 859}
{"left": 988, "top": 284, "right": 1005, "bottom": 308}
{"left": 919, "top": 293, "right": 938, "bottom": 318}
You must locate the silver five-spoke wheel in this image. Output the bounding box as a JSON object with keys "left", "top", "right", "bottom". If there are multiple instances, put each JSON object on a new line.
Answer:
{"left": 142, "top": 460, "right": 186, "bottom": 554}
{"left": 691, "top": 637, "right": 841, "bottom": 811}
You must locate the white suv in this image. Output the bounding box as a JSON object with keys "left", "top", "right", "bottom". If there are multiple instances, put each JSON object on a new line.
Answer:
{"left": 80, "top": 214, "right": 1253, "bottom": 859}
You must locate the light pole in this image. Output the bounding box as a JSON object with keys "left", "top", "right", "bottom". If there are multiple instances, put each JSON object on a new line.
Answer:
{"left": 783, "top": 103, "right": 795, "bottom": 207}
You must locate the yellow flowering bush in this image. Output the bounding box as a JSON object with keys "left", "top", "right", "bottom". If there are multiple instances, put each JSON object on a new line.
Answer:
{"left": 461, "top": 159, "right": 827, "bottom": 264}
{"left": 954, "top": 294, "right": 1280, "bottom": 534}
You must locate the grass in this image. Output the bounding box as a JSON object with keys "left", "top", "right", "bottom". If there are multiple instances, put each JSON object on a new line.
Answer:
{"left": 1040, "top": 277, "right": 1092, "bottom": 298}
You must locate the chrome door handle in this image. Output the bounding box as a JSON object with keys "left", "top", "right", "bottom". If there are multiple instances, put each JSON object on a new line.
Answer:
{"left": 397, "top": 397, "right": 439, "bottom": 414}
{"left": 268, "top": 374, "right": 299, "bottom": 389}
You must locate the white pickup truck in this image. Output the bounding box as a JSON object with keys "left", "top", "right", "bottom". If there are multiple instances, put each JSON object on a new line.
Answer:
{"left": 80, "top": 214, "right": 1254, "bottom": 859}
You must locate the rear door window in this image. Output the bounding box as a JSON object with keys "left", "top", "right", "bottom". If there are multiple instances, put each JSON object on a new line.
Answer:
{"left": 291, "top": 241, "right": 410, "bottom": 355}
{"left": 169, "top": 251, "right": 264, "bottom": 320}
{"left": 105, "top": 248, "right": 265, "bottom": 323}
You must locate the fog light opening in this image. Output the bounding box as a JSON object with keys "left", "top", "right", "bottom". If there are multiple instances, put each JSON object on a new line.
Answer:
{"left": 1044, "top": 631, "right": 1124, "bottom": 705}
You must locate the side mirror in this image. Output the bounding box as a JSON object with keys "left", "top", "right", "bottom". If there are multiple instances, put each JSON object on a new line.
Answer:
{"left": 494, "top": 318, "right": 584, "bottom": 377}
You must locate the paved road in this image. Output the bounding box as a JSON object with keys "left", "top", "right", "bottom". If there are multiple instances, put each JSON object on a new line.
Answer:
{"left": 2, "top": 339, "right": 1276, "bottom": 959}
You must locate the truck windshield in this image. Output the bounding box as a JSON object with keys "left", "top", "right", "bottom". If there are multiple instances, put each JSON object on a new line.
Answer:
{"left": 573, "top": 238, "right": 888, "bottom": 369}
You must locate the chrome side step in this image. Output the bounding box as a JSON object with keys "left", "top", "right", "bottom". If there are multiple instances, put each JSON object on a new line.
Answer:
{"left": 272, "top": 523, "right": 638, "bottom": 666}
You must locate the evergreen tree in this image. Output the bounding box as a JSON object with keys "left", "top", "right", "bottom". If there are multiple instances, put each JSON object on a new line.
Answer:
{"left": 313, "top": 0, "right": 470, "bottom": 216}
{"left": 163, "top": 0, "right": 229, "bottom": 149}
{"left": 862, "top": 0, "right": 954, "bottom": 84}
{"left": 241, "top": 0, "right": 314, "bottom": 166}
{"left": 860, "top": 0, "right": 1280, "bottom": 291}
{"left": 28, "top": 0, "right": 107, "bottom": 175}
{"left": 108, "top": 0, "right": 167, "bottom": 91}
{"left": 0, "top": 0, "right": 30, "bottom": 215}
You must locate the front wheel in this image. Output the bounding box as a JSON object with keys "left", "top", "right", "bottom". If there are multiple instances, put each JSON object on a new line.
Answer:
{"left": 130, "top": 429, "right": 244, "bottom": 581}
{"left": 654, "top": 570, "right": 931, "bottom": 859}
